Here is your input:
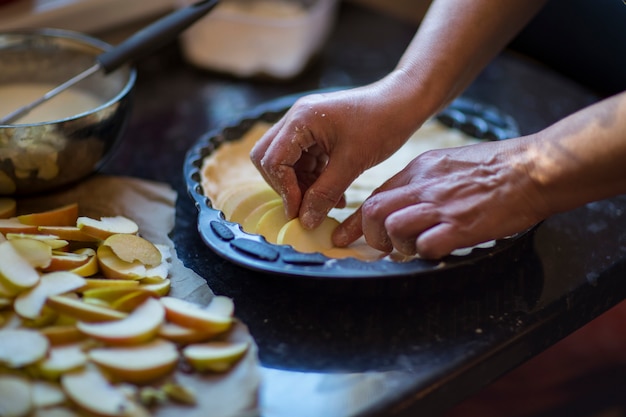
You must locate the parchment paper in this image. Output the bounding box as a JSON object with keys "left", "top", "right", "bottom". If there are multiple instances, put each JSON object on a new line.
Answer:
{"left": 17, "top": 174, "right": 261, "bottom": 417}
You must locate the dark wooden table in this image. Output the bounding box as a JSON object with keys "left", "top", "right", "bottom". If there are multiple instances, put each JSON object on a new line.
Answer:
{"left": 101, "top": 3, "right": 626, "bottom": 416}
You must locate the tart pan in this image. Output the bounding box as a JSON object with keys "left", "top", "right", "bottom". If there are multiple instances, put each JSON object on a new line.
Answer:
{"left": 184, "top": 90, "right": 527, "bottom": 279}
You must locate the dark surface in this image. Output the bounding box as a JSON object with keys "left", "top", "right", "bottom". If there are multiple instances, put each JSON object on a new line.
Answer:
{"left": 101, "top": 3, "right": 626, "bottom": 416}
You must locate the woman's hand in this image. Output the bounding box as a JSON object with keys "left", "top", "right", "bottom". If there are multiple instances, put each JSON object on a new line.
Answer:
{"left": 333, "top": 137, "right": 549, "bottom": 259}
{"left": 250, "top": 78, "right": 425, "bottom": 229}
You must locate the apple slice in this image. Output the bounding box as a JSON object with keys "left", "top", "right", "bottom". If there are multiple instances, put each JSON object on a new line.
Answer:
{"left": 46, "top": 295, "right": 127, "bottom": 323}
{"left": 241, "top": 199, "right": 282, "bottom": 233}
{"left": 0, "top": 218, "right": 38, "bottom": 234}
{"left": 32, "top": 380, "right": 66, "bottom": 409}
{"left": 0, "top": 374, "right": 33, "bottom": 417}
{"left": 276, "top": 216, "right": 340, "bottom": 253}
{"left": 254, "top": 205, "right": 290, "bottom": 244}
{"left": 17, "top": 203, "right": 78, "bottom": 227}
{"left": 40, "top": 325, "right": 85, "bottom": 346}
{"left": 229, "top": 187, "right": 280, "bottom": 224}
{"left": 206, "top": 295, "right": 235, "bottom": 318}
{"left": 139, "top": 276, "right": 171, "bottom": 297}
{"left": 37, "top": 225, "right": 100, "bottom": 242}
{"left": 0, "top": 328, "right": 50, "bottom": 367}
{"left": 97, "top": 245, "right": 146, "bottom": 280}
{"left": 158, "top": 321, "right": 217, "bottom": 344}
{"left": 88, "top": 338, "right": 179, "bottom": 384}
{"left": 109, "top": 290, "right": 154, "bottom": 313}
{"left": 8, "top": 238, "right": 52, "bottom": 269}
{"left": 43, "top": 251, "right": 90, "bottom": 273}
{"left": 37, "top": 343, "right": 88, "bottom": 380}
{"left": 83, "top": 286, "right": 149, "bottom": 303}
{"left": 0, "top": 240, "right": 40, "bottom": 294}
{"left": 80, "top": 278, "right": 140, "bottom": 291}
{"left": 214, "top": 181, "right": 271, "bottom": 218}
{"left": 6, "top": 233, "right": 68, "bottom": 250}
{"left": 0, "top": 197, "right": 16, "bottom": 219}
{"left": 68, "top": 248, "right": 99, "bottom": 277}
{"left": 76, "top": 297, "right": 164, "bottom": 345}
{"left": 102, "top": 234, "right": 162, "bottom": 268}
{"left": 61, "top": 367, "right": 135, "bottom": 417}
{"left": 182, "top": 340, "right": 249, "bottom": 372}
{"left": 160, "top": 296, "right": 232, "bottom": 334}
{"left": 77, "top": 215, "right": 139, "bottom": 240}
{"left": 14, "top": 271, "right": 86, "bottom": 319}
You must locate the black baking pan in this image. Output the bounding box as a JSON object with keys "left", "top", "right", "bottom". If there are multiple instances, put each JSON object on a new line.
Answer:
{"left": 184, "top": 89, "right": 530, "bottom": 279}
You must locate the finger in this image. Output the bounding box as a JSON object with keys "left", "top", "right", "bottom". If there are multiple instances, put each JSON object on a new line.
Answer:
{"left": 299, "top": 157, "right": 358, "bottom": 229}
{"left": 415, "top": 223, "right": 461, "bottom": 260}
{"left": 384, "top": 203, "right": 441, "bottom": 255}
{"left": 360, "top": 183, "right": 419, "bottom": 252}
{"left": 332, "top": 208, "right": 363, "bottom": 247}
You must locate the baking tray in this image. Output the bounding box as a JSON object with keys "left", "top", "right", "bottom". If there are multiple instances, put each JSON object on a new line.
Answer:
{"left": 184, "top": 90, "right": 528, "bottom": 279}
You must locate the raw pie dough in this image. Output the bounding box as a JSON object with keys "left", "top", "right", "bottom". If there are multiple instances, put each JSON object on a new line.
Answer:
{"left": 201, "top": 120, "right": 495, "bottom": 261}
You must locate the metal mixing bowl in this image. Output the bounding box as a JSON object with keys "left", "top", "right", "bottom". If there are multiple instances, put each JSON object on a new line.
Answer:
{"left": 0, "top": 29, "right": 136, "bottom": 195}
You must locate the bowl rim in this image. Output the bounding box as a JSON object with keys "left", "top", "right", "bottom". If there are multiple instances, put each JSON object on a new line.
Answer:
{"left": 0, "top": 27, "right": 137, "bottom": 127}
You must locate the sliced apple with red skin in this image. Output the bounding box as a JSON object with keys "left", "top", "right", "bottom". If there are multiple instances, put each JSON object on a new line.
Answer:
{"left": 77, "top": 297, "right": 164, "bottom": 346}
{"left": 76, "top": 215, "right": 139, "bottom": 240}
{"left": 14, "top": 271, "right": 86, "bottom": 320}
{"left": 182, "top": 340, "right": 249, "bottom": 372}
{"left": 36, "top": 342, "right": 88, "bottom": 380}
{"left": 42, "top": 251, "right": 90, "bottom": 273}
{"left": 0, "top": 240, "right": 40, "bottom": 294}
{"left": 206, "top": 295, "right": 235, "bottom": 318}
{"left": 0, "top": 374, "right": 33, "bottom": 417}
{"left": 160, "top": 296, "right": 232, "bottom": 334}
{"left": 97, "top": 245, "right": 146, "bottom": 280}
{"left": 61, "top": 367, "right": 136, "bottom": 417}
{"left": 46, "top": 295, "right": 127, "bottom": 323}
{"left": 0, "top": 197, "right": 16, "bottom": 219}
{"left": 88, "top": 338, "right": 179, "bottom": 384}
{"left": 158, "top": 321, "right": 220, "bottom": 345}
{"left": 40, "top": 325, "right": 86, "bottom": 346}
{"left": 0, "top": 328, "right": 50, "bottom": 367}
{"left": 17, "top": 203, "right": 78, "bottom": 227}
{"left": 0, "top": 218, "right": 39, "bottom": 234}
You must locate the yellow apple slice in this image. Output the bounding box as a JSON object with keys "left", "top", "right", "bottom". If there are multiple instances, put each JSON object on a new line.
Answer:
{"left": 76, "top": 215, "right": 139, "bottom": 240}
{"left": 65, "top": 248, "right": 98, "bottom": 277}
{"left": 46, "top": 295, "right": 127, "bottom": 323}
{"left": 0, "top": 218, "right": 39, "bottom": 234}
{"left": 0, "top": 240, "right": 40, "bottom": 294}
{"left": 206, "top": 295, "right": 235, "bottom": 318}
{"left": 160, "top": 296, "right": 232, "bottom": 334}
{"left": 276, "top": 216, "right": 340, "bottom": 253}
{"left": 0, "top": 197, "right": 16, "bottom": 219}
{"left": 37, "top": 225, "right": 100, "bottom": 242}
{"left": 43, "top": 251, "right": 90, "bottom": 273}
{"left": 6, "top": 233, "right": 68, "bottom": 250}
{"left": 76, "top": 297, "right": 164, "bottom": 346}
{"left": 8, "top": 238, "right": 52, "bottom": 269}
{"left": 229, "top": 187, "right": 280, "bottom": 224}
{"left": 214, "top": 181, "right": 271, "bottom": 218}
{"left": 182, "top": 340, "right": 249, "bottom": 372}
{"left": 241, "top": 198, "right": 282, "bottom": 233}
{"left": 109, "top": 290, "right": 154, "bottom": 313}
{"left": 158, "top": 321, "right": 217, "bottom": 344}
{"left": 40, "top": 325, "right": 85, "bottom": 346}
{"left": 82, "top": 286, "right": 149, "bottom": 304}
{"left": 96, "top": 245, "right": 146, "bottom": 280}
{"left": 139, "top": 277, "right": 171, "bottom": 297}
{"left": 61, "top": 367, "right": 135, "bottom": 417}
{"left": 0, "top": 328, "right": 50, "bottom": 367}
{"left": 254, "top": 205, "right": 290, "bottom": 244}
{"left": 80, "top": 278, "right": 140, "bottom": 291}
{"left": 88, "top": 338, "right": 179, "bottom": 384}
{"left": 0, "top": 374, "right": 33, "bottom": 417}
{"left": 14, "top": 272, "right": 86, "bottom": 320}
{"left": 17, "top": 203, "right": 79, "bottom": 227}
{"left": 36, "top": 343, "right": 88, "bottom": 380}
{"left": 102, "top": 234, "right": 162, "bottom": 268}
{"left": 32, "top": 380, "right": 66, "bottom": 409}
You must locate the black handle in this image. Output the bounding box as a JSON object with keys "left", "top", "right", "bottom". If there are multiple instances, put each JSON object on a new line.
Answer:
{"left": 97, "top": 0, "right": 220, "bottom": 73}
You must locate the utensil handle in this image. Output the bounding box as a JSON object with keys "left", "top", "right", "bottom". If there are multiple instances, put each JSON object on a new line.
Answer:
{"left": 97, "top": 0, "right": 219, "bottom": 73}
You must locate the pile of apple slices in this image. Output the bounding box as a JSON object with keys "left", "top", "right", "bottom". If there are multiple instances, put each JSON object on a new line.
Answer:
{"left": 0, "top": 199, "right": 249, "bottom": 417}
{"left": 215, "top": 182, "right": 340, "bottom": 254}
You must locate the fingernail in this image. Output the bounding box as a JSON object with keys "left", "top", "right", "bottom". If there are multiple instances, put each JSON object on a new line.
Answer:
{"left": 300, "top": 211, "right": 322, "bottom": 229}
